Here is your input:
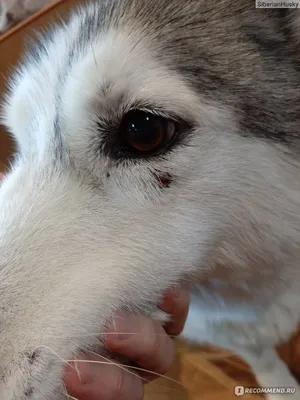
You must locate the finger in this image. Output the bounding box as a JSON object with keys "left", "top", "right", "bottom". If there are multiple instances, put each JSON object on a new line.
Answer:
{"left": 64, "top": 353, "right": 144, "bottom": 400}
{"left": 0, "top": 172, "right": 4, "bottom": 181}
{"left": 160, "top": 286, "right": 190, "bottom": 336}
{"left": 105, "top": 313, "right": 175, "bottom": 380}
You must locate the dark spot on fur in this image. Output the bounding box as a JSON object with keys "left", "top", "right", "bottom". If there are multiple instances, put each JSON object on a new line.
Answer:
{"left": 6, "top": 12, "right": 14, "bottom": 24}
{"left": 28, "top": 350, "right": 38, "bottom": 365}
{"left": 106, "top": 172, "right": 110, "bottom": 178}
{"left": 155, "top": 172, "right": 173, "bottom": 188}
{"left": 24, "top": 387, "right": 33, "bottom": 397}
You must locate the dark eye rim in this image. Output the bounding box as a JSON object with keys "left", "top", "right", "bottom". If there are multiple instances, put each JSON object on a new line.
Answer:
{"left": 97, "top": 108, "right": 193, "bottom": 161}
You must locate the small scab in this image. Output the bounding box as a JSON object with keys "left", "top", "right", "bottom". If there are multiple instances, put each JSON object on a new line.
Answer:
{"left": 155, "top": 172, "right": 173, "bottom": 188}
{"left": 24, "top": 387, "right": 33, "bottom": 397}
{"left": 28, "top": 350, "right": 38, "bottom": 365}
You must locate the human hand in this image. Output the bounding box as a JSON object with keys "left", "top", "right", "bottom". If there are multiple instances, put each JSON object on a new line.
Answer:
{"left": 64, "top": 287, "right": 190, "bottom": 400}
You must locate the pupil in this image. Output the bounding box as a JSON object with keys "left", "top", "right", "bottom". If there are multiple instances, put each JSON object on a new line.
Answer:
{"left": 128, "top": 113, "right": 161, "bottom": 149}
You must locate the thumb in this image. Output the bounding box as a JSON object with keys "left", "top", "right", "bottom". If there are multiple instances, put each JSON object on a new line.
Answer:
{"left": 64, "top": 353, "right": 143, "bottom": 400}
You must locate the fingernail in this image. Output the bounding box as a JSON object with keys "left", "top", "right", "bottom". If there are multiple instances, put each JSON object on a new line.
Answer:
{"left": 108, "top": 313, "right": 136, "bottom": 341}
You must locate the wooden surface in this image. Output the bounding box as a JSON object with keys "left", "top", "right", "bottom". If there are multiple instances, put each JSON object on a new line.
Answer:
{"left": 144, "top": 340, "right": 262, "bottom": 400}
{"left": 144, "top": 336, "right": 300, "bottom": 400}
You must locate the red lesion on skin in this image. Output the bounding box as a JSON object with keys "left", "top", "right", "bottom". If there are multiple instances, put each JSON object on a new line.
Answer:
{"left": 155, "top": 172, "right": 172, "bottom": 188}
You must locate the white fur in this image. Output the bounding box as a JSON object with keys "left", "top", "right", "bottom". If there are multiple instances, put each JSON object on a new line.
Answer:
{"left": 1, "top": 4, "right": 300, "bottom": 400}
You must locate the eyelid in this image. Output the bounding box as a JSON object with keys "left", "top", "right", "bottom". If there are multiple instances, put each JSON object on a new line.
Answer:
{"left": 128, "top": 104, "right": 185, "bottom": 125}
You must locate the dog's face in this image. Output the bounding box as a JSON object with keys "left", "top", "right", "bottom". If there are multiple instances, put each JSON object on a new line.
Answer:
{"left": 1, "top": 1, "right": 300, "bottom": 398}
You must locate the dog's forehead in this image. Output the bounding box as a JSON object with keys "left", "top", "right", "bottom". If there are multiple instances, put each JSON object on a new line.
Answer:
{"left": 58, "top": 26, "right": 217, "bottom": 164}
{"left": 7, "top": 1, "right": 216, "bottom": 161}
{"left": 60, "top": 28, "right": 201, "bottom": 123}
{"left": 4, "top": 15, "right": 200, "bottom": 161}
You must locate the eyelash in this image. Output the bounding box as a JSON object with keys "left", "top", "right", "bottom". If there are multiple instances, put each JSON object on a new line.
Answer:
{"left": 133, "top": 106, "right": 177, "bottom": 121}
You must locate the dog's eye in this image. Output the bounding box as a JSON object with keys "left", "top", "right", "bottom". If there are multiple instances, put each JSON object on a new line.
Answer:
{"left": 119, "top": 110, "right": 177, "bottom": 153}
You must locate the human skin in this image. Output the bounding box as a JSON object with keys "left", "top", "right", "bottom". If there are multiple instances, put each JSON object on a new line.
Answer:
{"left": 63, "top": 287, "right": 190, "bottom": 400}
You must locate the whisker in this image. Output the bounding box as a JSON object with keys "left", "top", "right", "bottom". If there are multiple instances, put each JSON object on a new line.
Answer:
{"left": 87, "top": 350, "right": 182, "bottom": 385}
{"left": 69, "top": 357, "right": 185, "bottom": 395}
{"left": 87, "top": 351, "right": 148, "bottom": 382}
{"left": 32, "top": 345, "right": 76, "bottom": 371}
{"left": 28, "top": 344, "right": 188, "bottom": 396}
{"left": 88, "top": 351, "right": 188, "bottom": 395}
{"left": 44, "top": 332, "right": 177, "bottom": 339}
{"left": 31, "top": 347, "right": 146, "bottom": 396}
{"left": 63, "top": 382, "right": 79, "bottom": 400}
{"left": 71, "top": 357, "right": 187, "bottom": 390}
{"left": 74, "top": 360, "right": 82, "bottom": 383}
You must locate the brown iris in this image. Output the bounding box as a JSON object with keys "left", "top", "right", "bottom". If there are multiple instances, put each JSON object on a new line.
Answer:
{"left": 119, "top": 110, "right": 176, "bottom": 153}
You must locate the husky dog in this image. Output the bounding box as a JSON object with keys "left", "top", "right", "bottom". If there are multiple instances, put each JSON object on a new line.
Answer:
{"left": 1, "top": 1, "right": 300, "bottom": 399}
